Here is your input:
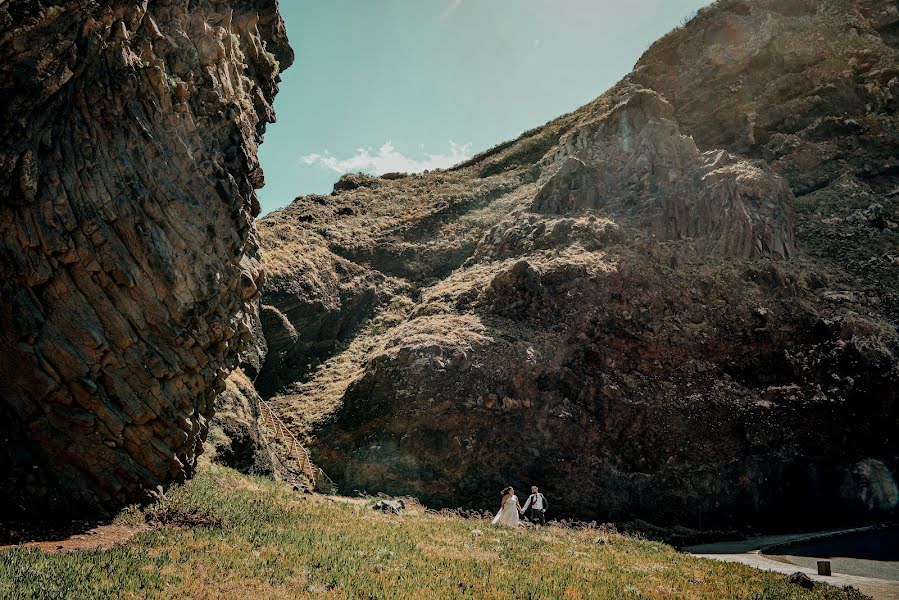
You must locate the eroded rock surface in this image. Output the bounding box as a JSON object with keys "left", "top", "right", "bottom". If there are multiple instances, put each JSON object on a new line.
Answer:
{"left": 257, "top": 0, "right": 897, "bottom": 528}
{"left": 0, "top": 1, "right": 292, "bottom": 517}
{"left": 531, "top": 90, "right": 795, "bottom": 259}
{"left": 632, "top": 0, "right": 899, "bottom": 326}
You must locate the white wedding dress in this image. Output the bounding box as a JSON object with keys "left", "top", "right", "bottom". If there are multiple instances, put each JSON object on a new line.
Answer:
{"left": 491, "top": 495, "right": 520, "bottom": 527}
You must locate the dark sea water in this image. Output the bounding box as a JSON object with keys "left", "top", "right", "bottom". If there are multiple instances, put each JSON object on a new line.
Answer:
{"left": 763, "top": 525, "right": 899, "bottom": 581}
{"left": 771, "top": 526, "right": 899, "bottom": 562}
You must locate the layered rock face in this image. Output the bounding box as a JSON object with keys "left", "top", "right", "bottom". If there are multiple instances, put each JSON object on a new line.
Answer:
{"left": 258, "top": 0, "right": 897, "bottom": 529}
{"left": 631, "top": 0, "right": 899, "bottom": 325}
{"left": 531, "top": 90, "right": 795, "bottom": 259}
{"left": 0, "top": 1, "right": 292, "bottom": 517}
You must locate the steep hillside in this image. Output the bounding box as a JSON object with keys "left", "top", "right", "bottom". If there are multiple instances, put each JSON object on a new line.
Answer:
{"left": 0, "top": 1, "right": 292, "bottom": 517}
{"left": 256, "top": 0, "right": 898, "bottom": 528}
{"left": 0, "top": 464, "right": 873, "bottom": 599}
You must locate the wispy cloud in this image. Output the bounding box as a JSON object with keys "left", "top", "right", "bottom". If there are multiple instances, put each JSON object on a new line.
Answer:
{"left": 301, "top": 141, "right": 472, "bottom": 175}
{"left": 441, "top": 0, "right": 463, "bottom": 22}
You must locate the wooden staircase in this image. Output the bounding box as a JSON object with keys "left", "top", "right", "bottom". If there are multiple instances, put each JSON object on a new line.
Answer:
{"left": 257, "top": 398, "right": 335, "bottom": 493}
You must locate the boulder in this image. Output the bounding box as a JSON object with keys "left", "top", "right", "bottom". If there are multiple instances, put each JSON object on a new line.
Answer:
{"left": 788, "top": 572, "right": 814, "bottom": 590}
{"left": 372, "top": 499, "right": 405, "bottom": 515}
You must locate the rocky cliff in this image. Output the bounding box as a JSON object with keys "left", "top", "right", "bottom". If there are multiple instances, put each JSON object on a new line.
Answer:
{"left": 0, "top": 1, "right": 292, "bottom": 518}
{"left": 258, "top": 0, "right": 898, "bottom": 529}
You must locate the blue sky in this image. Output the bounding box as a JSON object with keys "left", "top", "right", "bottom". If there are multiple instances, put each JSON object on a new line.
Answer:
{"left": 257, "top": 0, "right": 712, "bottom": 215}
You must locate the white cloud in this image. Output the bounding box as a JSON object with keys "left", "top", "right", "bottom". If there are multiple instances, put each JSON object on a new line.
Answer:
{"left": 441, "top": 0, "right": 463, "bottom": 21}
{"left": 301, "top": 141, "right": 472, "bottom": 175}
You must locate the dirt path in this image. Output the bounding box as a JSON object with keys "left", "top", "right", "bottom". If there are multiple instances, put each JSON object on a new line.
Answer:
{"left": 0, "top": 523, "right": 148, "bottom": 554}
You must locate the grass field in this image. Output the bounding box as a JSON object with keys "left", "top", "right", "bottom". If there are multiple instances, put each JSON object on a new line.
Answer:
{"left": 0, "top": 465, "right": 869, "bottom": 599}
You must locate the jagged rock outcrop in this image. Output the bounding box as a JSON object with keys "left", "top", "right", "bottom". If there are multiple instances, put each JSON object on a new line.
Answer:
{"left": 0, "top": 1, "right": 292, "bottom": 518}
{"left": 631, "top": 0, "right": 899, "bottom": 326}
{"left": 531, "top": 90, "right": 795, "bottom": 258}
{"left": 257, "top": 0, "right": 897, "bottom": 529}
{"left": 632, "top": 0, "right": 899, "bottom": 192}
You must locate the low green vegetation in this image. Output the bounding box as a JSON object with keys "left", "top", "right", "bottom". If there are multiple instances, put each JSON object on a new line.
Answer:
{"left": 266, "top": 50, "right": 281, "bottom": 76}
{"left": 164, "top": 72, "right": 178, "bottom": 94}
{"left": 0, "top": 465, "right": 867, "bottom": 599}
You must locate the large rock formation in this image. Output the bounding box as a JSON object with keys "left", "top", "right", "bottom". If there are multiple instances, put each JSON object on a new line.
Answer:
{"left": 0, "top": 1, "right": 292, "bottom": 518}
{"left": 529, "top": 89, "right": 795, "bottom": 259}
{"left": 257, "top": 0, "right": 898, "bottom": 529}
{"left": 631, "top": 0, "right": 899, "bottom": 324}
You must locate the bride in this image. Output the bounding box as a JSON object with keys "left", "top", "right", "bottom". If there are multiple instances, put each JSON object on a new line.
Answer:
{"left": 491, "top": 486, "right": 522, "bottom": 528}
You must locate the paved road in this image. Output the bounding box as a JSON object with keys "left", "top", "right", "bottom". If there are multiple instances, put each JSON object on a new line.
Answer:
{"left": 690, "top": 551, "right": 899, "bottom": 600}
{"left": 685, "top": 527, "right": 899, "bottom": 600}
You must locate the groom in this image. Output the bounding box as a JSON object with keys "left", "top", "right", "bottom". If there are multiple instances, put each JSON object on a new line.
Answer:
{"left": 521, "top": 485, "right": 547, "bottom": 525}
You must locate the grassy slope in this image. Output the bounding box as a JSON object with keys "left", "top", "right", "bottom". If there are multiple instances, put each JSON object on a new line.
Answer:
{"left": 0, "top": 465, "right": 868, "bottom": 599}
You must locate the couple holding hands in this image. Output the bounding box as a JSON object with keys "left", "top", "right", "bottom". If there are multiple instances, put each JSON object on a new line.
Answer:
{"left": 491, "top": 485, "right": 548, "bottom": 528}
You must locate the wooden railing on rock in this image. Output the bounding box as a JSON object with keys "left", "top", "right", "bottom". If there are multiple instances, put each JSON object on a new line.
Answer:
{"left": 257, "top": 399, "right": 335, "bottom": 493}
